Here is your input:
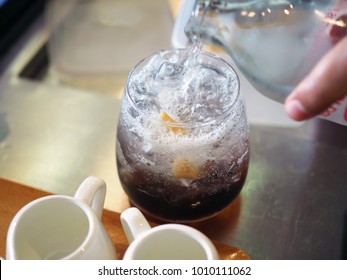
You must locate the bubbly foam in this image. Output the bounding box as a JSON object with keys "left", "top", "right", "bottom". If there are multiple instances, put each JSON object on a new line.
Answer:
{"left": 120, "top": 46, "right": 248, "bottom": 172}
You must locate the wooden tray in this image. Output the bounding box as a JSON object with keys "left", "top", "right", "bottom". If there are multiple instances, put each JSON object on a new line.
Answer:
{"left": 0, "top": 178, "right": 250, "bottom": 260}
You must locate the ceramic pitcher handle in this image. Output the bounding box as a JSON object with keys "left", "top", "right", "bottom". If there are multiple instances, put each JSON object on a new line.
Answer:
{"left": 74, "top": 176, "right": 106, "bottom": 220}
{"left": 120, "top": 207, "right": 151, "bottom": 243}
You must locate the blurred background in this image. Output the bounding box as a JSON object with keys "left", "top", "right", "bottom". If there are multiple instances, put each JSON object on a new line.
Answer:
{"left": 3, "top": 0, "right": 347, "bottom": 260}
{"left": 0, "top": 0, "right": 296, "bottom": 211}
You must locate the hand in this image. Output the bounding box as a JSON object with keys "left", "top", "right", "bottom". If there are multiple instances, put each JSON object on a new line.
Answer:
{"left": 285, "top": 36, "right": 347, "bottom": 121}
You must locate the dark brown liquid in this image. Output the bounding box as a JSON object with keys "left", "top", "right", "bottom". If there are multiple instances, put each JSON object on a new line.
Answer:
{"left": 117, "top": 155, "right": 249, "bottom": 222}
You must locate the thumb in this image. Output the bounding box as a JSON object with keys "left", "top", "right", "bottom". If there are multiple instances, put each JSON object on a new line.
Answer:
{"left": 285, "top": 36, "right": 347, "bottom": 121}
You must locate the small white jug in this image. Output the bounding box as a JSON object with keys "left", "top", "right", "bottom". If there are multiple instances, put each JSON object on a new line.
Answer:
{"left": 6, "top": 176, "right": 116, "bottom": 260}
{"left": 121, "top": 207, "right": 219, "bottom": 260}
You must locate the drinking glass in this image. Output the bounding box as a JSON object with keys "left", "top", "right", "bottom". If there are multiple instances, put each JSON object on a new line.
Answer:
{"left": 116, "top": 48, "right": 249, "bottom": 222}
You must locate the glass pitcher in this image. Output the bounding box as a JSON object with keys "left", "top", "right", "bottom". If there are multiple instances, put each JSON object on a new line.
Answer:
{"left": 178, "top": 0, "right": 347, "bottom": 110}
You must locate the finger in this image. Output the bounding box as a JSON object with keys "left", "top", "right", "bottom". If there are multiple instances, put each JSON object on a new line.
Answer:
{"left": 285, "top": 36, "right": 347, "bottom": 121}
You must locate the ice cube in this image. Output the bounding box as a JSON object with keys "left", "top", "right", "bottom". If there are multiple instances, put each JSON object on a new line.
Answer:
{"left": 128, "top": 127, "right": 143, "bottom": 141}
{"left": 156, "top": 61, "right": 184, "bottom": 81}
{"left": 135, "top": 98, "right": 161, "bottom": 114}
{"left": 143, "top": 143, "right": 154, "bottom": 157}
{"left": 127, "top": 106, "right": 139, "bottom": 118}
{"left": 189, "top": 67, "right": 221, "bottom": 98}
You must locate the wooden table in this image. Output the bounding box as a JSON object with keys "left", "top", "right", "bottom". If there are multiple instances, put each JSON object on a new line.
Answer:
{"left": 0, "top": 177, "right": 250, "bottom": 260}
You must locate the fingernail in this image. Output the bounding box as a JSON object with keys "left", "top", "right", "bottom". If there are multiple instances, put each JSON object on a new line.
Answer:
{"left": 285, "top": 99, "right": 310, "bottom": 121}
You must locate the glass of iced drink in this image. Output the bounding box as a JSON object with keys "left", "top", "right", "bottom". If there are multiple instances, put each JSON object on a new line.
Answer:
{"left": 116, "top": 47, "right": 249, "bottom": 222}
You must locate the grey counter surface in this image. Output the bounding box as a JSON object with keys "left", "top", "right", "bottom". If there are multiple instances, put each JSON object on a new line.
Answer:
{"left": 191, "top": 120, "right": 347, "bottom": 259}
